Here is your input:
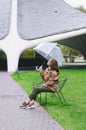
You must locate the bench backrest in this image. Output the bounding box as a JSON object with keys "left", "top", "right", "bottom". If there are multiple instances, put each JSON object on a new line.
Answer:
{"left": 57, "top": 77, "right": 67, "bottom": 92}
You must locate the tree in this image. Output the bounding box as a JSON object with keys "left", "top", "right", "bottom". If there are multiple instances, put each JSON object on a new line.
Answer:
{"left": 77, "top": 6, "right": 86, "bottom": 13}
{"left": 20, "top": 49, "right": 35, "bottom": 58}
{"left": 60, "top": 45, "right": 82, "bottom": 62}
{"left": 0, "top": 50, "right": 6, "bottom": 59}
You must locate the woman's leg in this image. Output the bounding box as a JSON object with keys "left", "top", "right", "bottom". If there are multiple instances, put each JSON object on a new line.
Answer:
{"left": 29, "top": 86, "right": 53, "bottom": 101}
{"left": 21, "top": 86, "right": 52, "bottom": 107}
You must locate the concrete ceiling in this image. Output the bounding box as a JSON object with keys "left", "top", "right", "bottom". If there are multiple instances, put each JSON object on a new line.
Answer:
{"left": 17, "top": 0, "right": 86, "bottom": 40}
{"left": 0, "top": 0, "right": 11, "bottom": 39}
{"left": 0, "top": 0, "right": 86, "bottom": 40}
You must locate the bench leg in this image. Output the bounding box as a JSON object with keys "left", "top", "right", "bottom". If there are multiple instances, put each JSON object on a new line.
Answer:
{"left": 45, "top": 92, "right": 47, "bottom": 106}
{"left": 39, "top": 92, "right": 47, "bottom": 107}
{"left": 40, "top": 93, "right": 42, "bottom": 103}
{"left": 57, "top": 92, "right": 66, "bottom": 103}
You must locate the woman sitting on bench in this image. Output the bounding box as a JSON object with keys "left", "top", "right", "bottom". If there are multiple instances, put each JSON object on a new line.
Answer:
{"left": 20, "top": 58, "right": 59, "bottom": 107}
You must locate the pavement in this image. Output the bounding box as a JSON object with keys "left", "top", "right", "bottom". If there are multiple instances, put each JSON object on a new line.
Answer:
{"left": 0, "top": 72, "right": 63, "bottom": 130}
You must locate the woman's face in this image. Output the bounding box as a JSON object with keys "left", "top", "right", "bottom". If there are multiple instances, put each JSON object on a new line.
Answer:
{"left": 47, "top": 59, "right": 52, "bottom": 66}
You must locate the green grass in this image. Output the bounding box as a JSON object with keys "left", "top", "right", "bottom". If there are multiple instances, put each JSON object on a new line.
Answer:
{"left": 11, "top": 69, "right": 86, "bottom": 130}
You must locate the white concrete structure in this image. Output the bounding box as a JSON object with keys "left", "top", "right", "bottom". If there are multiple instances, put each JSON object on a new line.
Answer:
{"left": 0, "top": 0, "right": 86, "bottom": 72}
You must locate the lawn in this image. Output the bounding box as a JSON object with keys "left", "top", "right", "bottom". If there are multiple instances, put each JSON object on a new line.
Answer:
{"left": 11, "top": 68, "right": 86, "bottom": 130}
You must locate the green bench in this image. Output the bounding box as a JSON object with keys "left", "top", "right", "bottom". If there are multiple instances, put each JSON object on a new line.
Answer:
{"left": 33, "top": 76, "right": 68, "bottom": 106}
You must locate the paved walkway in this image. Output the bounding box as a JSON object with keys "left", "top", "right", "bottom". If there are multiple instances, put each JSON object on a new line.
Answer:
{"left": 0, "top": 72, "right": 63, "bottom": 130}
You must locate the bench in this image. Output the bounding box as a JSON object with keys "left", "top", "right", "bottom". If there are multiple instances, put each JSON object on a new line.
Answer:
{"left": 33, "top": 76, "right": 68, "bottom": 106}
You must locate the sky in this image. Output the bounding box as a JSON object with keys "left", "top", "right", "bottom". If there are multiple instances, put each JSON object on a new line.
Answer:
{"left": 64, "top": 0, "right": 86, "bottom": 8}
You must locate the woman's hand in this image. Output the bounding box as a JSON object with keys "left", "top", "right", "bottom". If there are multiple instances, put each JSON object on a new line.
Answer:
{"left": 36, "top": 65, "right": 43, "bottom": 71}
{"left": 39, "top": 65, "right": 43, "bottom": 72}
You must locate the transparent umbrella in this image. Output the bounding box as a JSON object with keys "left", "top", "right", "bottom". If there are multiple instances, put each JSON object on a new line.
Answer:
{"left": 33, "top": 42, "right": 63, "bottom": 66}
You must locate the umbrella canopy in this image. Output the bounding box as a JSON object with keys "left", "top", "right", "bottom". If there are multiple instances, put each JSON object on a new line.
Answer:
{"left": 33, "top": 42, "right": 63, "bottom": 66}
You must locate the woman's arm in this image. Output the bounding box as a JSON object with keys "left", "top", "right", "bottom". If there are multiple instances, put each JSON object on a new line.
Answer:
{"left": 49, "top": 71, "right": 58, "bottom": 80}
{"left": 39, "top": 66, "right": 45, "bottom": 79}
{"left": 42, "top": 80, "right": 54, "bottom": 87}
{"left": 42, "top": 70, "right": 58, "bottom": 87}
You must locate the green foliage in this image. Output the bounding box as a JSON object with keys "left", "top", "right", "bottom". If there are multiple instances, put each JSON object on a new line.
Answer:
{"left": 0, "top": 50, "right": 6, "bottom": 59}
{"left": 11, "top": 69, "right": 86, "bottom": 130}
{"left": 60, "top": 45, "right": 81, "bottom": 57}
{"left": 77, "top": 6, "right": 86, "bottom": 13}
{"left": 20, "top": 49, "right": 35, "bottom": 58}
{"left": 60, "top": 45, "right": 82, "bottom": 62}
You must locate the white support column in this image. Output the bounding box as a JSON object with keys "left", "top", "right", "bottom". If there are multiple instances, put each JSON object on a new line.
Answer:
{"left": 7, "top": 53, "right": 19, "bottom": 72}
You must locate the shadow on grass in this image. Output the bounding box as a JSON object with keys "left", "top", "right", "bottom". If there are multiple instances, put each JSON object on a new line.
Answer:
{"left": 37, "top": 95, "right": 72, "bottom": 108}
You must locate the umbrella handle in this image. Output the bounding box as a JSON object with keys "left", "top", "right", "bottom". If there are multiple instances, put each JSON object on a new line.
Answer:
{"left": 36, "top": 65, "right": 43, "bottom": 71}
{"left": 36, "top": 59, "right": 47, "bottom": 71}
{"left": 36, "top": 66, "right": 39, "bottom": 71}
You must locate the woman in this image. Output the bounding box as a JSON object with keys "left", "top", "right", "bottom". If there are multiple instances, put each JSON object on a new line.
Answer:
{"left": 21, "top": 58, "right": 59, "bottom": 107}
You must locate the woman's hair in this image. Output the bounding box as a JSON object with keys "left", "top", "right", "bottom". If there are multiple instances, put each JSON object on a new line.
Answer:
{"left": 49, "top": 58, "right": 59, "bottom": 72}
